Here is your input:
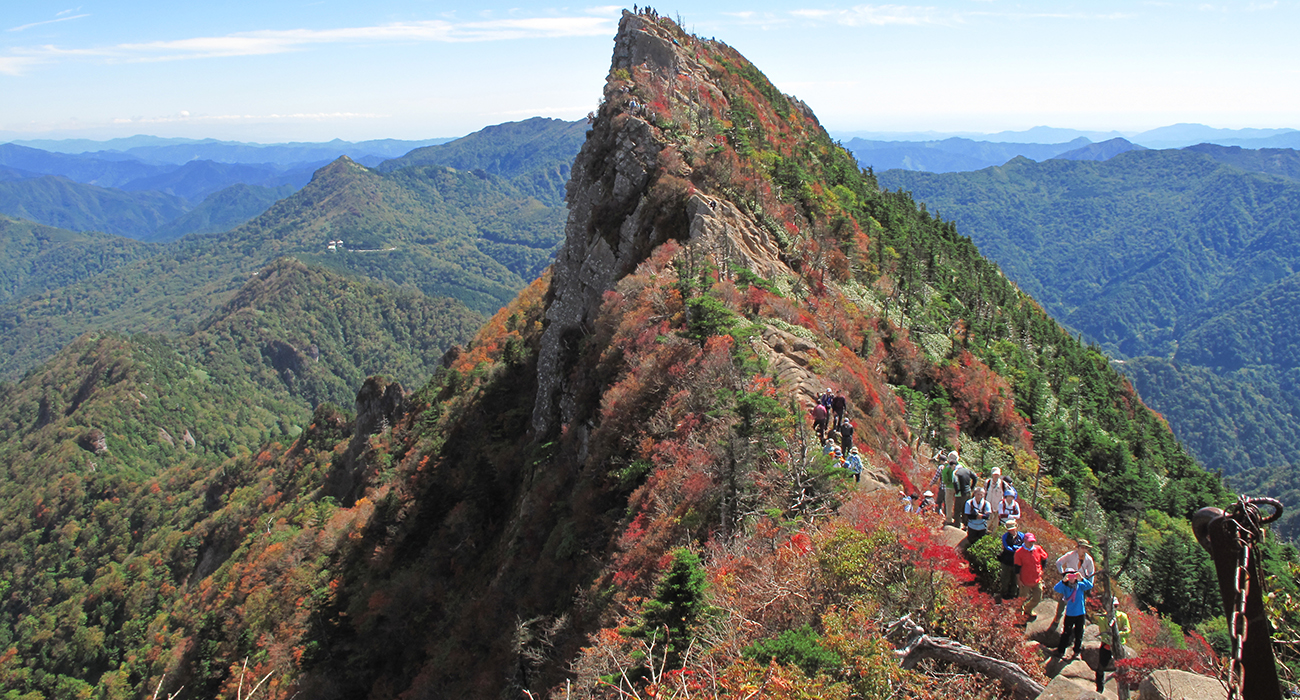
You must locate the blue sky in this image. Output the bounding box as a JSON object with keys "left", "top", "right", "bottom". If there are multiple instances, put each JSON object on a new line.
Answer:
{"left": 2, "top": 1, "right": 1297, "bottom": 142}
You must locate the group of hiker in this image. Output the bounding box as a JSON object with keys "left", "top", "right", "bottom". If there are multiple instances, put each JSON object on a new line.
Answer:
{"left": 811, "top": 388, "right": 862, "bottom": 482}
{"left": 809, "top": 391, "right": 1133, "bottom": 692}
{"left": 926, "top": 450, "right": 1130, "bottom": 691}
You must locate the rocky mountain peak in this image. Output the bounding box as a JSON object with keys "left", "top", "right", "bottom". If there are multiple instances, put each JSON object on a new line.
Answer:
{"left": 534, "top": 11, "right": 798, "bottom": 434}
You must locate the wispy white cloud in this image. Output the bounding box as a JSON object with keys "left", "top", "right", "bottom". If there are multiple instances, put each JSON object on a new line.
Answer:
{"left": 791, "top": 5, "right": 956, "bottom": 26}
{"left": 788, "top": 5, "right": 1130, "bottom": 27}
{"left": 8, "top": 13, "right": 89, "bottom": 32}
{"left": 0, "top": 15, "right": 617, "bottom": 72}
{"left": 0, "top": 56, "right": 39, "bottom": 75}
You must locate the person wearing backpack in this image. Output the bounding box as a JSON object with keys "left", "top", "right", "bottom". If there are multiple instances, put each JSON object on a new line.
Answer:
{"left": 846, "top": 446, "right": 863, "bottom": 484}
{"left": 963, "top": 486, "right": 992, "bottom": 542}
{"left": 997, "top": 489, "right": 1021, "bottom": 529}
{"left": 810, "top": 401, "right": 828, "bottom": 442}
{"left": 998, "top": 519, "right": 1025, "bottom": 601}
{"left": 937, "top": 454, "right": 957, "bottom": 527}
{"left": 951, "top": 454, "right": 975, "bottom": 528}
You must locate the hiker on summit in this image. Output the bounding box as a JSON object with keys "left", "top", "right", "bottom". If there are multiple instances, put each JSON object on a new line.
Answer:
{"left": 831, "top": 390, "right": 847, "bottom": 429}
{"left": 1015, "top": 533, "right": 1049, "bottom": 616}
{"left": 963, "top": 486, "right": 992, "bottom": 542}
{"left": 998, "top": 520, "right": 1024, "bottom": 601}
{"left": 951, "top": 454, "right": 975, "bottom": 528}
{"left": 810, "top": 401, "right": 828, "bottom": 442}
{"left": 1053, "top": 568, "right": 1094, "bottom": 659}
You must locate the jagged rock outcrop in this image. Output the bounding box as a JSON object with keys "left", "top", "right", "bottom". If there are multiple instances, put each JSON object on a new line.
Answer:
{"left": 79, "top": 428, "right": 108, "bottom": 454}
{"left": 353, "top": 375, "right": 406, "bottom": 438}
{"left": 534, "top": 11, "right": 787, "bottom": 436}
{"left": 323, "top": 376, "right": 406, "bottom": 503}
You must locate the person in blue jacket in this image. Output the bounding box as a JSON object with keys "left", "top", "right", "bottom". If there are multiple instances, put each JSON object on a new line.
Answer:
{"left": 1052, "top": 568, "right": 1094, "bottom": 658}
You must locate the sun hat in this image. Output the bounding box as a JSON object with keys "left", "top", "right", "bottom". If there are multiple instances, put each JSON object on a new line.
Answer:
{"left": 1005, "top": 520, "right": 1018, "bottom": 529}
{"left": 923, "top": 490, "right": 933, "bottom": 497}
{"left": 948, "top": 451, "right": 959, "bottom": 462}
{"left": 991, "top": 466, "right": 1002, "bottom": 475}
{"left": 1024, "top": 533, "right": 1036, "bottom": 542}
{"left": 1076, "top": 539, "right": 1092, "bottom": 549}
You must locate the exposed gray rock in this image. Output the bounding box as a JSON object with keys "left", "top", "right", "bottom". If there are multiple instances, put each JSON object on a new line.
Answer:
{"left": 354, "top": 376, "right": 406, "bottom": 438}
{"left": 158, "top": 428, "right": 175, "bottom": 447}
{"left": 1137, "top": 669, "right": 1227, "bottom": 700}
{"left": 1027, "top": 600, "right": 1062, "bottom": 647}
{"left": 80, "top": 428, "right": 108, "bottom": 454}
{"left": 533, "top": 11, "right": 785, "bottom": 435}
{"left": 1035, "top": 675, "right": 1104, "bottom": 700}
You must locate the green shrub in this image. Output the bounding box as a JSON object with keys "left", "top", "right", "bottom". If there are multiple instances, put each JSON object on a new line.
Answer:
{"left": 964, "top": 531, "right": 1003, "bottom": 591}
{"left": 743, "top": 624, "right": 843, "bottom": 677}
{"left": 684, "top": 295, "right": 739, "bottom": 342}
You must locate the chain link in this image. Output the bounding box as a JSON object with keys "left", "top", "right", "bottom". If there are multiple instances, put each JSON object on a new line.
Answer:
{"left": 1229, "top": 541, "right": 1250, "bottom": 700}
{"left": 1224, "top": 495, "right": 1279, "bottom": 700}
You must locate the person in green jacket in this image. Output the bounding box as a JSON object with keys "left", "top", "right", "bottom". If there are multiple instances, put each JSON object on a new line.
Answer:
{"left": 1094, "top": 597, "right": 1130, "bottom": 692}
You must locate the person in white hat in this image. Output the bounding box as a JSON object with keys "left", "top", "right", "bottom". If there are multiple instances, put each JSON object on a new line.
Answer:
{"left": 998, "top": 519, "right": 1025, "bottom": 601}
{"left": 984, "top": 466, "right": 1013, "bottom": 528}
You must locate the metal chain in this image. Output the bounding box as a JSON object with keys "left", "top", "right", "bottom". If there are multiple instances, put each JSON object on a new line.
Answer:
{"left": 1228, "top": 540, "right": 1250, "bottom": 700}
{"left": 1225, "top": 495, "right": 1281, "bottom": 700}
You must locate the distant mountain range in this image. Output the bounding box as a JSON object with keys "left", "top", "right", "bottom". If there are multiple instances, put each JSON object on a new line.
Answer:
{"left": 8, "top": 135, "right": 454, "bottom": 165}
{"left": 0, "top": 119, "right": 585, "bottom": 242}
{"left": 839, "top": 123, "right": 1300, "bottom": 174}
{"left": 0, "top": 157, "right": 564, "bottom": 380}
{"left": 879, "top": 147, "right": 1300, "bottom": 484}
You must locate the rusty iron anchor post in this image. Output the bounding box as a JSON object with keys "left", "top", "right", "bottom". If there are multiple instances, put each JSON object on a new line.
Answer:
{"left": 1192, "top": 496, "right": 1284, "bottom": 700}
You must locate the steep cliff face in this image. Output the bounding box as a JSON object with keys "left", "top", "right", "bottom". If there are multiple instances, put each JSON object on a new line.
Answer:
{"left": 535, "top": 12, "right": 786, "bottom": 437}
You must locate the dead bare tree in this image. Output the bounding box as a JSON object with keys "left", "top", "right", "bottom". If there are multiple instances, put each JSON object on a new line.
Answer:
{"left": 886, "top": 614, "right": 1044, "bottom": 700}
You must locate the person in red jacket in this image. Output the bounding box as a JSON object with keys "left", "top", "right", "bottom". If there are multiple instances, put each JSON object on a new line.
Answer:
{"left": 1014, "top": 533, "right": 1050, "bottom": 617}
{"left": 810, "top": 401, "right": 828, "bottom": 442}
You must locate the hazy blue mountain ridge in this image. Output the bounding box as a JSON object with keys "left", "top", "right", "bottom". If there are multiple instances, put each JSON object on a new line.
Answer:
{"left": 1052, "top": 137, "right": 1147, "bottom": 161}
{"left": 378, "top": 117, "right": 588, "bottom": 205}
{"left": 0, "top": 175, "right": 191, "bottom": 239}
{"left": 879, "top": 148, "right": 1300, "bottom": 476}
